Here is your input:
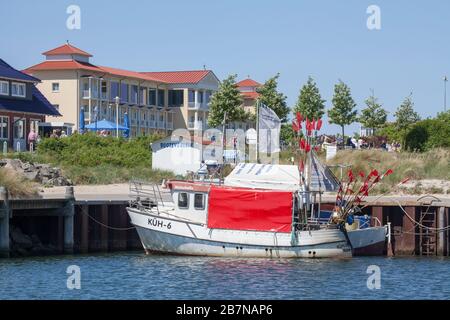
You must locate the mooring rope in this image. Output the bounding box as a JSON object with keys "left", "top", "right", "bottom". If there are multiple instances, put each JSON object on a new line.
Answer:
{"left": 78, "top": 205, "right": 136, "bottom": 231}
{"left": 394, "top": 199, "right": 450, "bottom": 233}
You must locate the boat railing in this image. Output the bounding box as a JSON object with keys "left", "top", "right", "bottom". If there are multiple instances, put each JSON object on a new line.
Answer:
{"left": 129, "top": 179, "right": 165, "bottom": 214}
{"left": 370, "top": 216, "right": 382, "bottom": 227}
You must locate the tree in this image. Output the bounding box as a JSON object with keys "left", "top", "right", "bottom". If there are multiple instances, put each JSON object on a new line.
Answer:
{"left": 208, "top": 74, "right": 244, "bottom": 128}
{"left": 394, "top": 94, "right": 420, "bottom": 131}
{"left": 293, "top": 76, "right": 326, "bottom": 120}
{"left": 328, "top": 80, "right": 358, "bottom": 145}
{"left": 256, "top": 73, "right": 289, "bottom": 122}
{"left": 280, "top": 123, "right": 295, "bottom": 146}
{"left": 359, "top": 92, "right": 387, "bottom": 135}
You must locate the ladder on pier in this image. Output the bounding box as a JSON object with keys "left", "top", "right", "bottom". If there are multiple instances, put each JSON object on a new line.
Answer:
{"left": 419, "top": 209, "right": 437, "bottom": 256}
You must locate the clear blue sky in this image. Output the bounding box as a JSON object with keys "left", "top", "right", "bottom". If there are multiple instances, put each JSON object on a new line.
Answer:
{"left": 2, "top": 0, "right": 449, "bottom": 134}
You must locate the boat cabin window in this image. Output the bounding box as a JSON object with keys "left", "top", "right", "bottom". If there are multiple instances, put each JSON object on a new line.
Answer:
{"left": 178, "top": 192, "right": 189, "bottom": 209}
{"left": 194, "top": 193, "right": 205, "bottom": 210}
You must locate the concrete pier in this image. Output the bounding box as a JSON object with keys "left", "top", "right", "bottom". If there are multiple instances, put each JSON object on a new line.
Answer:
{"left": 0, "top": 187, "right": 10, "bottom": 258}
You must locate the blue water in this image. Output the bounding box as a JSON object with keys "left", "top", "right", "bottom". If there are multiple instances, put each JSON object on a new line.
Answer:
{"left": 0, "top": 253, "right": 449, "bottom": 300}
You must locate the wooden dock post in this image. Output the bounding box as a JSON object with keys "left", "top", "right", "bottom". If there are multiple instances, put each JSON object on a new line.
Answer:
{"left": 80, "top": 204, "right": 89, "bottom": 253}
{"left": 0, "top": 187, "right": 10, "bottom": 258}
{"left": 63, "top": 186, "right": 75, "bottom": 254}
{"left": 437, "top": 207, "right": 445, "bottom": 256}
{"left": 100, "top": 204, "right": 109, "bottom": 251}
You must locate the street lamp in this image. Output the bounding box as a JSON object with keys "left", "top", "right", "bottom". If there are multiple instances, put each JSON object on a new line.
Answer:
{"left": 443, "top": 76, "right": 448, "bottom": 112}
{"left": 93, "top": 106, "right": 99, "bottom": 131}
{"left": 114, "top": 96, "right": 120, "bottom": 138}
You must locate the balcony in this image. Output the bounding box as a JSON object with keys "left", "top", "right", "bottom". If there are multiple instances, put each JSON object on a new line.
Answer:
{"left": 166, "top": 122, "right": 173, "bottom": 130}
{"left": 188, "top": 121, "right": 202, "bottom": 130}
{"left": 82, "top": 90, "right": 101, "bottom": 99}
{"left": 188, "top": 102, "right": 209, "bottom": 110}
{"left": 149, "top": 121, "right": 156, "bottom": 128}
{"left": 101, "top": 92, "right": 108, "bottom": 100}
{"left": 158, "top": 121, "right": 165, "bottom": 129}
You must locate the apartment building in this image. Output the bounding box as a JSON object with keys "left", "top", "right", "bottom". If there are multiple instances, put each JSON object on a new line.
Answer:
{"left": 24, "top": 43, "right": 219, "bottom": 137}
{"left": 237, "top": 78, "right": 261, "bottom": 115}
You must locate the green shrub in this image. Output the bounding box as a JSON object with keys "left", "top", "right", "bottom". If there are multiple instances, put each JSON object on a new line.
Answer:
{"left": 405, "top": 116, "right": 450, "bottom": 151}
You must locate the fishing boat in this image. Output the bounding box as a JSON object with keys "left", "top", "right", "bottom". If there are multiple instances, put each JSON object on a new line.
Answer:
{"left": 127, "top": 180, "right": 352, "bottom": 258}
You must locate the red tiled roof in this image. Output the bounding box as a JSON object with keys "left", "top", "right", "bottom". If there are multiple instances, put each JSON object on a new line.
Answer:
{"left": 140, "top": 70, "right": 211, "bottom": 84}
{"left": 241, "top": 91, "right": 260, "bottom": 99}
{"left": 24, "top": 60, "right": 100, "bottom": 73}
{"left": 42, "top": 44, "right": 93, "bottom": 57}
{"left": 237, "top": 78, "right": 261, "bottom": 87}
{"left": 24, "top": 60, "right": 168, "bottom": 83}
{"left": 97, "top": 65, "right": 168, "bottom": 83}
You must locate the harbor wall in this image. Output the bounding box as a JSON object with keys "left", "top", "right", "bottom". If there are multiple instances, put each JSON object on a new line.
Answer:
{"left": 0, "top": 190, "right": 449, "bottom": 258}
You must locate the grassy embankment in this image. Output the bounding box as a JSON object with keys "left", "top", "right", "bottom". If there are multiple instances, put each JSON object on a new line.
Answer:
{"left": 281, "top": 148, "right": 450, "bottom": 194}
{"left": 327, "top": 149, "right": 450, "bottom": 194}
{"left": 1, "top": 133, "right": 175, "bottom": 188}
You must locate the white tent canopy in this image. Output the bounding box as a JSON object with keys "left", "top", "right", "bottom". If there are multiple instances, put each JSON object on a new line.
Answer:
{"left": 225, "top": 163, "right": 301, "bottom": 191}
{"left": 225, "top": 157, "right": 339, "bottom": 192}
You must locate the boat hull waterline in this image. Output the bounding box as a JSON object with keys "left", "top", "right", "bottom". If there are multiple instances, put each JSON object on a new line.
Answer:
{"left": 127, "top": 208, "right": 352, "bottom": 258}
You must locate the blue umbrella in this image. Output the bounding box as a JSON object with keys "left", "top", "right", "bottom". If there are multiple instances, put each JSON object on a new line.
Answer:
{"left": 85, "top": 119, "right": 128, "bottom": 131}
{"left": 79, "top": 107, "right": 85, "bottom": 134}
{"left": 123, "top": 112, "right": 130, "bottom": 138}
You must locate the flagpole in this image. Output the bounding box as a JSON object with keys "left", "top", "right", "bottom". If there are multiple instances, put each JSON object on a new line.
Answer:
{"left": 256, "top": 101, "right": 259, "bottom": 163}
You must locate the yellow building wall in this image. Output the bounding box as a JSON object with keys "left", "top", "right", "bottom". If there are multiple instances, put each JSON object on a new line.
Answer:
{"left": 32, "top": 70, "right": 79, "bottom": 128}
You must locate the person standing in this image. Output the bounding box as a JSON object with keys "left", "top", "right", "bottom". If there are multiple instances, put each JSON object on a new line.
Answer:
{"left": 28, "top": 129, "right": 38, "bottom": 151}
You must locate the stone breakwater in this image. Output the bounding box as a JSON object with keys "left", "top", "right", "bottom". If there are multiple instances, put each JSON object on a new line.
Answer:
{"left": 0, "top": 158, "right": 72, "bottom": 187}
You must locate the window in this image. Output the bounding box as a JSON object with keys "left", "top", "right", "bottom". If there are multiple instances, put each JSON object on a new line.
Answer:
{"left": 0, "top": 81, "right": 9, "bottom": 95}
{"left": 101, "top": 81, "right": 107, "bottom": 98}
{"left": 130, "top": 85, "right": 138, "bottom": 104}
{"left": 168, "top": 90, "right": 183, "bottom": 107}
{"left": 110, "top": 82, "right": 119, "bottom": 100}
{"left": 120, "top": 83, "right": 129, "bottom": 103}
{"left": 157, "top": 89, "right": 165, "bottom": 107}
{"left": 11, "top": 82, "right": 26, "bottom": 97}
{"left": 148, "top": 89, "right": 156, "bottom": 105}
{"left": 139, "top": 87, "right": 146, "bottom": 105}
{"left": 0, "top": 116, "right": 9, "bottom": 139}
{"left": 13, "top": 117, "right": 25, "bottom": 139}
{"left": 194, "top": 193, "right": 205, "bottom": 210}
{"left": 52, "top": 82, "right": 60, "bottom": 92}
{"left": 188, "top": 90, "right": 195, "bottom": 103}
{"left": 178, "top": 193, "right": 189, "bottom": 209}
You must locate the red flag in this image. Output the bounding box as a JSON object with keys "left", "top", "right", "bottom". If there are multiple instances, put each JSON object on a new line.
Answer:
{"left": 384, "top": 169, "right": 393, "bottom": 176}
{"left": 369, "top": 169, "right": 379, "bottom": 178}
{"left": 292, "top": 121, "right": 300, "bottom": 132}
{"left": 316, "top": 118, "right": 323, "bottom": 131}
{"left": 359, "top": 171, "right": 365, "bottom": 178}
{"left": 347, "top": 169, "right": 354, "bottom": 182}
{"left": 312, "top": 119, "right": 316, "bottom": 131}
{"left": 305, "top": 143, "right": 311, "bottom": 153}
{"left": 296, "top": 112, "right": 303, "bottom": 125}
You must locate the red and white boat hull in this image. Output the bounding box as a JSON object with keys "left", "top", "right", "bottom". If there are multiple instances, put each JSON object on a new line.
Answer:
{"left": 127, "top": 208, "right": 352, "bottom": 258}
